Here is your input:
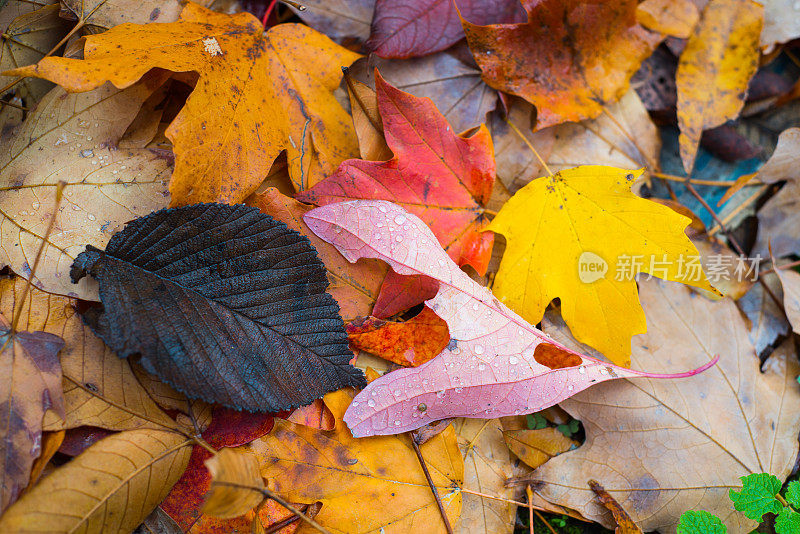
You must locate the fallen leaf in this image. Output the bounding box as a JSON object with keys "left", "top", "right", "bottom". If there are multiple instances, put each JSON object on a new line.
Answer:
{"left": 249, "top": 188, "right": 387, "bottom": 322}
{"left": 368, "top": 0, "right": 524, "bottom": 58}
{"left": 287, "top": 398, "right": 335, "bottom": 431}
{"left": 305, "top": 200, "right": 716, "bottom": 436}
{"left": 0, "top": 428, "right": 192, "bottom": 533}
{"left": 0, "top": 3, "right": 69, "bottom": 104}
{"left": 371, "top": 272, "right": 439, "bottom": 319}
{"left": 161, "top": 408, "right": 274, "bottom": 531}
{"left": 351, "top": 48, "right": 499, "bottom": 134}
{"left": 502, "top": 427, "right": 576, "bottom": 470}
{"left": 461, "top": 0, "right": 661, "bottom": 128}
{"left": 676, "top": 0, "right": 763, "bottom": 173}
{"left": 636, "top": 0, "right": 699, "bottom": 39}
{"left": 203, "top": 448, "right": 265, "bottom": 519}
{"left": 289, "top": 0, "right": 375, "bottom": 43}
{"left": 589, "top": 480, "right": 644, "bottom": 534}
{"left": 26, "top": 429, "right": 65, "bottom": 490}
{"left": 58, "top": 427, "right": 114, "bottom": 457}
{"left": 491, "top": 90, "right": 660, "bottom": 193}
{"left": 60, "top": 0, "right": 214, "bottom": 31}
{"left": 0, "top": 79, "right": 172, "bottom": 300}
{"left": 533, "top": 279, "right": 800, "bottom": 533}
{"left": 70, "top": 203, "right": 365, "bottom": 412}
{"left": 9, "top": 2, "right": 360, "bottom": 202}
{"left": 736, "top": 273, "right": 790, "bottom": 358}
{"left": 347, "top": 306, "right": 450, "bottom": 367}
{"left": 0, "top": 311, "right": 64, "bottom": 513}
{"left": 488, "top": 165, "right": 715, "bottom": 364}
{"left": 250, "top": 388, "right": 464, "bottom": 533}
{"left": 297, "top": 71, "right": 496, "bottom": 276}
{"left": 759, "top": 0, "right": 800, "bottom": 47}
{"left": 455, "top": 418, "right": 519, "bottom": 534}
{"left": 752, "top": 128, "right": 800, "bottom": 258}
{"left": 775, "top": 268, "right": 800, "bottom": 334}
{"left": 0, "top": 275, "right": 183, "bottom": 433}
{"left": 345, "top": 72, "right": 392, "bottom": 162}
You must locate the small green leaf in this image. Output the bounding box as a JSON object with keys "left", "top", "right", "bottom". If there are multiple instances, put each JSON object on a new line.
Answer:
{"left": 556, "top": 419, "right": 580, "bottom": 437}
{"left": 786, "top": 480, "right": 800, "bottom": 508}
{"left": 526, "top": 413, "right": 547, "bottom": 430}
{"left": 776, "top": 507, "right": 800, "bottom": 534}
{"left": 729, "top": 473, "right": 784, "bottom": 521}
{"left": 677, "top": 511, "right": 726, "bottom": 534}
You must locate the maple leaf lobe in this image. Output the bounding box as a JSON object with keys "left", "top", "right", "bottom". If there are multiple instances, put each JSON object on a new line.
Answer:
{"left": 70, "top": 203, "right": 365, "bottom": 413}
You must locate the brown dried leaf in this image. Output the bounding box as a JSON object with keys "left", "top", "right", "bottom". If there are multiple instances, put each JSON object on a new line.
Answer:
{"left": 203, "top": 448, "right": 265, "bottom": 519}
{"left": 536, "top": 280, "right": 800, "bottom": 533}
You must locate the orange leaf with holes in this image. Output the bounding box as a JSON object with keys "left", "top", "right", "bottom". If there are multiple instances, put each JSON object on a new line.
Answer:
{"left": 347, "top": 306, "right": 450, "bottom": 367}
{"left": 7, "top": 2, "right": 360, "bottom": 203}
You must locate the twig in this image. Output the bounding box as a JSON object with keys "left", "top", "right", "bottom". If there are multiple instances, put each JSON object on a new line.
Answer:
{"left": 463, "top": 419, "right": 492, "bottom": 457}
{"left": 526, "top": 485, "right": 535, "bottom": 534}
{"left": 460, "top": 488, "right": 528, "bottom": 507}
{"left": 651, "top": 171, "right": 751, "bottom": 187}
{"left": 708, "top": 185, "right": 769, "bottom": 236}
{"left": 504, "top": 118, "right": 553, "bottom": 177}
{"left": 215, "top": 481, "right": 332, "bottom": 534}
{"left": 10, "top": 181, "right": 65, "bottom": 333}
{"left": 762, "top": 258, "right": 800, "bottom": 276}
{"left": 410, "top": 432, "right": 454, "bottom": 534}
{"left": 535, "top": 510, "right": 559, "bottom": 534}
{"left": 682, "top": 179, "right": 746, "bottom": 256}
{"left": 263, "top": 505, "right": 306, "bottom": 534}
{"left": 600, "top": 106, "right": 655, "bottom": 170}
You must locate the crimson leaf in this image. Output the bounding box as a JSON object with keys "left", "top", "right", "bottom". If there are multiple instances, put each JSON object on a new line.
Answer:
{"left": 70, "top": 203, "right": 365, "bottom": 412}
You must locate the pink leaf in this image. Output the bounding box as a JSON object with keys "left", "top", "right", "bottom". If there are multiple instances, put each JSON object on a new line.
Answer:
{"left": 305, "top": 200, "right": 718, "bottom": 437}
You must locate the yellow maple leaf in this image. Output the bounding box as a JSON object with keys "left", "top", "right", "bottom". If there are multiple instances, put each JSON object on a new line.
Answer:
{"left": 7, "top": 2, "right": 360, "bottom": 204}
{"left": 488, "top": 165, "right": 717, "bottom": 365}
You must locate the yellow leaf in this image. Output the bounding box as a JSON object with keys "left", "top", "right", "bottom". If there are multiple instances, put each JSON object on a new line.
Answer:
{"left": 0, "top": 429, "right": 192, "bottom": 533}
{"left": 8, "top": 2, "right": 360, "bottom": 203}
{"left": 250, "top": 389, "right": 463, "bottom": 533}
{"left": 676, "top": 0, "right": 763, "bottom": 173}
{"left": 203, "top": 448, "right": 265, "bottom": 519}
{"left": 488, "top": 165, "right": 716, "bottom": 364}
{"left": 636, "top": 0, "right": 699, "bottom": 39}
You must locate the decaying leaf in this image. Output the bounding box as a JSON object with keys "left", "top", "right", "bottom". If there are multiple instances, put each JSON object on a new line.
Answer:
{"left": 0, "top": 80, "right": 172, "bottom": 300}
{"left": 0, "top": 277, "right": 182, "bottom": 433}
{"left": 461, "top": 0, "right": 660, "bottom": 128}
{"left": 534, "top": 280, "right": 800, "bottom": 534}
{"left": 0, "top": 429, "right": 192, "bottom": 533}
{"left": 367, "top": 0, "right": 524, "bottom": 58}
{"left": 70, "top": 203, "right": 365, "bottom": 412}
{"left": 305, "top": 200, "right": 716, "bottom": 436}
{"left": 676, "top": 0, "right": 763, "bottom": 173}
{"left": 60, "top": 0, "right": 214, "bottom": 31}
{"left": 736, "top": 273, "right": 790, "bottom": 358}
{"left": 9, "top": 2, "right": 360, "bottom": 202}
{"left": 250, "top": 388, "right": 463, "bottom": 533}
{"left": 489, "top": 165, "right": 716, "bottom": 364}
{"left": 635, "top": 0, "right": 699, "bottom": 39}
{"left": 203, "top": 448, "right": 265, "bottom": 519}
{"left": 0, "top": 311, "right": 64, "bottom": 513}
{"left": 249, "top": 188, "right": 387, "bottom": 322}
{"left": 298, "top": 72, "right": 496, "bottom": 276}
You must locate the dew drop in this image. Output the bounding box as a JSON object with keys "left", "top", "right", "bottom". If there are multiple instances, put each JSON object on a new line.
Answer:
{"left": 367, "top": 399, "right": 376, "bottom": 407}
{"left": 436, "top": 390, "right": 446, "bottom": 398}
{"left": 31, "top": 202, "right": 40, "bottom": 210}
{"left": 374, "top": 233, "right": 382, "bottom": 240}
{"left": 378, "top": 205, "right": 387, "bottom": 213}
{"left": 472, "top": 303, "right": 480, "bottom": 311}
{"left": 72, "top": 205, "right": 81, "bottom": 211}
{"left": 474, "top": 344, "right": 484, "bottom": 355}
{"left": 567, "top": 385, "right": 574, "bottom": 391}
{"left": 478, "top": 364, "right": 486, "bottom": 371}
{"left": 394, "top": 420, "right": 401, "bottom": 426}
{"left": 509, "top": 356, "right": 519, "bottom": 365}
{"left": 80, "top": 149, "right": 94, "bottom": 158}
{"left": 417, "top": 403, "right": 427, "bottom": 412}
{"left": 394, "top": 214, "right": 406, "bottom": 224}
{"left": 394, "top": 235, "right": 403, "bottom": 242}
{"left": 437, "top": 259, "right": 445, "bottom": 266}
{"left": 393, "top": 390, "right": 401, "bottom": 397}
{"left": 454, "top": 387, "right": 463, "bottom": 393}
{"left": 87, "top": 214, "right": 96, "bottom": 221}
{"left": 578, "top": 366, "right": 586, "bottom": 374}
